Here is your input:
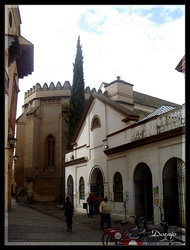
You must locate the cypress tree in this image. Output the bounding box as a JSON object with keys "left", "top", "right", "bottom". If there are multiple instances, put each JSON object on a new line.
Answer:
{"left": 67, "top": 36, "right": 85, "bottom": 150}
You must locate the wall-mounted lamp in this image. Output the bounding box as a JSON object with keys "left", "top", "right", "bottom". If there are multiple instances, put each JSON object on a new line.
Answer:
{"left": 104, "top": 145, "right": 109, "bottom": 150}
{"left": 13, "top": 155, "right": 19, "bottom": 162}
{"left": 71, "top": 155, "right": 74, "bottom": 160}
{"left": 8, "top": 137, "right": 17, "bottom": 148}
{"left": 181, "top": 118, "right": 185, "bottom": 124}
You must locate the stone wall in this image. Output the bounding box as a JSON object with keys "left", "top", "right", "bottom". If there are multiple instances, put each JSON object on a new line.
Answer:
{"left": 23, "top": 81, "right": 99, "bottom": 106}
{"left": 16, "top": 81, "right": 100, "bottom": 204}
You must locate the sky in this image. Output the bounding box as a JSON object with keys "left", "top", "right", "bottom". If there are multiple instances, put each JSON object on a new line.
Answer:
{"left": 17, "top": 4, "right": 185, "bottom": 118}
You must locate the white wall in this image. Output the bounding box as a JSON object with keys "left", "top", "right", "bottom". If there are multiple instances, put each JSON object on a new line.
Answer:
{"left": 64, "top": 97, "right": 185, "bottom": 224}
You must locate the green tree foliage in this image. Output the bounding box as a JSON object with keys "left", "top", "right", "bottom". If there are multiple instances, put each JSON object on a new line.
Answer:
{"left": 67, "top": 36, "right": 85, "bottom": 150}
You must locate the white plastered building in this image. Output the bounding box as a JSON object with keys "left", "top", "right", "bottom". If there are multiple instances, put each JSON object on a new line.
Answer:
{"left": 64, "top": 78, "right": 185, "bottom": 227}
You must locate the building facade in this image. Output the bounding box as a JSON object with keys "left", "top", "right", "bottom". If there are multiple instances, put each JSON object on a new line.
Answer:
{"left": 5, "top": 5, "right": 33, "bottom": 211}
{"left": 15, "top": 82, "right": 92, "bottom": 203}
{"left": 64, "top": 78, "right": 185, "bottom": 228}
{"left": 15, "top": 77, "right": 182, "bottom": 206}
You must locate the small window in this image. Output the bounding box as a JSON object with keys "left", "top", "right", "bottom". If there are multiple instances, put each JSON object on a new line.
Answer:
{"left": 79, "top": 177, "right": 85, "bottom": 199}
{"left": 114, "top": 172, "right": 123, "bottom": 202}
{"left": 9, "top": 11, "right": 12, "bottom": 28}
{"left": 91, "top": 115, "right": 101, "bottom": 130}
{"left": 45, "top": 135, "right": 55, "bottom": 168}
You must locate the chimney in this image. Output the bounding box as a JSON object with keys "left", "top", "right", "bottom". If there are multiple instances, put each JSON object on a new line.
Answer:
{"left": 104, "top": 77, "right": 134, "bottom": 110}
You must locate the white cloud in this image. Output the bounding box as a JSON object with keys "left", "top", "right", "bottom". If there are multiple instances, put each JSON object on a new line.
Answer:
{"left": 16, "top": 5, "right": 185, "bottom": 118}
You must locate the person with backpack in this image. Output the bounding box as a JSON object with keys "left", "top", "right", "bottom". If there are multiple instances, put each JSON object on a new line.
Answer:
{"left": 63, "top": 196, "right": 74, "bottom": 232}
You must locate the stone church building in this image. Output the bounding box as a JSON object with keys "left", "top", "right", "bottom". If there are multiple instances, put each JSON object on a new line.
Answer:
{"left": 15, "top": 81, "right": 93, "bottom": 203}
{"left": 15, "top": 77, "right": 185, "bottom": 227}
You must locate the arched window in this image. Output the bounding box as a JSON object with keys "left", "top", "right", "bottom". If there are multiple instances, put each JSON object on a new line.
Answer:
{"left": 113, "top": 172, "right": 123, "bottom": 202}
{"left": 67, "top": 175, "right": 74, "bottom": 204}
{"left": 45, "top": 135, "right": 55, "bottom": 168}
{"left": 79, "top": 177, "right": 85, "bottom": 199}
{"left": 91, "top": 115, "right": 101, "bottom": 130}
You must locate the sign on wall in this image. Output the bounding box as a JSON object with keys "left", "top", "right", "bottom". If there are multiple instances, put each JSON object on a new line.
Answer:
{"left": 124, "top": 191, "right": 133, "bottom": 204}
{"left": 153, "top": 186, "right": 159, "bottom": 205}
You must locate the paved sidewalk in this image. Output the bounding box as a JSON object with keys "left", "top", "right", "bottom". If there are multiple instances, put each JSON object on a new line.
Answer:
{"left": 26, "top": 201, "right": 143, "bottom": 235}
{"left": 6, "top": 199, "right": 185, "bottom": 245}
{"left": 28, "top": 201, "right": 104, "bottom": 231}
{"left": 27, "top": 201, "right": 186, "bottom": 241}
{"left": 6, "top": 200, "right": 105, "bottom": 245}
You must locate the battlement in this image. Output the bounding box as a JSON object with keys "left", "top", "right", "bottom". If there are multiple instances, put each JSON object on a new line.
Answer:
{"left": 24, "top": 81, "right": 101, "bottom": 105}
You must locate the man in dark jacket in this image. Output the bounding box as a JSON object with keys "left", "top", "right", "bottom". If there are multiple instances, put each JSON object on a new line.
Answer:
{"left": 63, "top": 196, "right": 74, "bottom": 232}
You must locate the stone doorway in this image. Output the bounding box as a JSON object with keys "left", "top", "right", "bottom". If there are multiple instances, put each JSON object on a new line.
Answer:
{"left": 134, "top": 163, "right": 153, "bottom": 221}
{"left": 163, "top": 157, "right": 185, "bottom": 227}
{"left": 90, "top": 167, "right": 104, "bottom": 213}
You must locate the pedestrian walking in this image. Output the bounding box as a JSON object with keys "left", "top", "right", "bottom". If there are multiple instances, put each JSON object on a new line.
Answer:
{"left": 87, "top": 193, "right": 97, "bottom": 218}
{"left": 63, "top": 196, "right": 74, "bottom": 232}
{"left": 99, "top": 196, "right": 111, "bottom": 229}
{"left": 15, "top": 186, "right": 18, "bottom": 202}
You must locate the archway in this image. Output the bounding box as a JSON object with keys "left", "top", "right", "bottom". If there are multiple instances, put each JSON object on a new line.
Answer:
{"left": 90, "top": 167, "right": 104, "bottom": 213}
{"left": 134, "top": 163, "right": 153, "bottom": 221}
{"left": 67, "top": 175, "right": 74, "bottom": 204}
{"left": 163, "top": 158, "right": 185, "bottom": 227}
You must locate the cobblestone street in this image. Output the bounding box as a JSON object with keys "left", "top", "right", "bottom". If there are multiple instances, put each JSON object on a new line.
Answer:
{"left": 5, "top": 199, "right": 105, "bottom": 245}
{"left": 5, "top": 199, "right": 185, "bottom": 246}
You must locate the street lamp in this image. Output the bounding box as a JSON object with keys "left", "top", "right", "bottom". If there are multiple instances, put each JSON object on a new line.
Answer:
{"left": 8, "top": 137, "right": 17, "bottom": 148}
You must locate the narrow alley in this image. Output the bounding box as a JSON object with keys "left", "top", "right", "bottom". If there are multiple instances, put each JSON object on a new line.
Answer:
{"left": 6, "top": 199, "right": 104, "bottom": 245}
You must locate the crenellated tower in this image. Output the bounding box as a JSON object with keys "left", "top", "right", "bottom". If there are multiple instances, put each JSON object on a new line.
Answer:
{"left": 15, "top": 81, "right": 99, "bottom": 204}
{"left": 22, "top": 81, "right": 99, "bottom": 113}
